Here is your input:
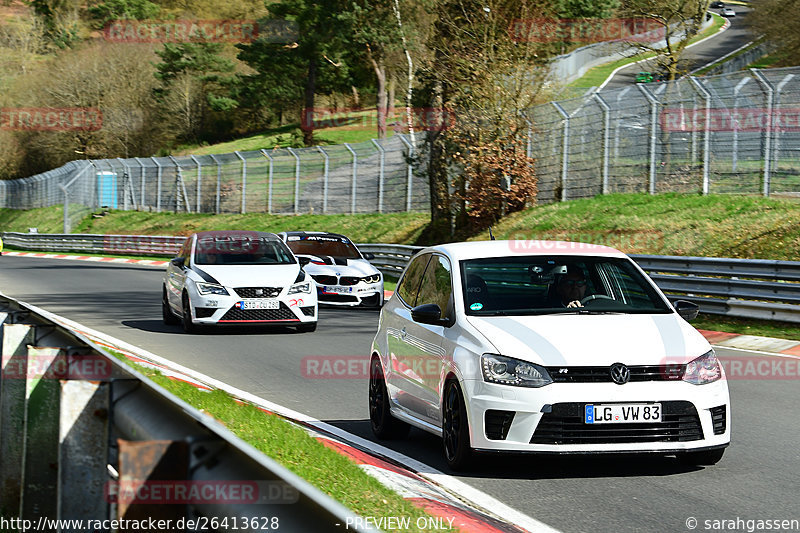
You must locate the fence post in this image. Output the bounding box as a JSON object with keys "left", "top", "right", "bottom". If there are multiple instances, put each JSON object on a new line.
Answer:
{"left": 151, "top": 157, "right": 162, "bottom": 212}
{"left": 259, "top": 150, "right": 274, "bottom": 214}
{"left": 688, "top": 77, "right": 711, "bottom": 195}
{"left": 209, "top": 154, "right": 222, "bottom": 214}
{"left": 552, "top": 102, "right": 569, "bottom": 201}
{"left": 116, "top": 158, "right": 137, "bottom": 210}
{"left": 772, "top": 74, "right": 795, "bottom": 185}
{"left": 344, "top": 143, "right": 358, "bottom": 214}
{"left": 316, "top": 146, "right": 329, "bottom": 214}
{"left": 134, "top": 157, "right": 146, "bottom": 209}
{"left": 190, "top": 155, "right": 202, "bottom": 213}
{"left": 593, "top": 93, "right": 611, "bottom": 195}
{"left": 637, "top": 84, "right": 659, "bottom": 195}
{"left": 732, "top": 77, "right": 751, "bottom": 171}
{"left": 522, "top": 116, "right": 533, "bottom": 158}
{"left": 234, "top": 151, "right": 247, "bottom": 214}
{"left": 397, "top": 134, "right": 414, "bottom": 212}
{"left": 371, "top": 139, "right": 385, "bottom": 213}
{"left": 287, "top": 147, "right": 301, "bottom": 215}
{"left": 751, "top": 69, "right": 774, "bottom": 197}
{"left": 614, "top": 87, "right": 631, "bottom": 161}
{"left": 59, "top": 184, "right": 69, "bottom": 233}
{"left": 168, "top": 156, "right": 191, "bottom": 213}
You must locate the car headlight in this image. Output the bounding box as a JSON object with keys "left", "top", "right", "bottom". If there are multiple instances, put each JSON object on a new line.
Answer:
{"left": 682, "top": 350, "right": 722, "bottom": 385}
{"left": 288, "top": 282, "right": 311, "bottom": 295}
{"left": 195, "top": 282, "right": 229, "bottom": 296}
{"left": 481, "top": 354, "right": 553, "bottom": 388}
{"left": 363, "top": 274, "right": 381, "bottom": 284}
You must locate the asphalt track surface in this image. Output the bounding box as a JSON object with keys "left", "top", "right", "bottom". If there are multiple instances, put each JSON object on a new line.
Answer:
{"left": 1, "top": 256, "right": 798, "bottom": 532}
{"left": 604, "top": 7, "right": 755, "bottom": 89}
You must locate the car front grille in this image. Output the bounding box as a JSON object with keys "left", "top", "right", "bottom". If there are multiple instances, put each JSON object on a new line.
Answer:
{"left": 710, "top": 405, "right": 726, "bottom": 435}
{"left": 319, "top": 293, "right": 359, "bottom": 303}
{"left": 234, "top": 287, "right": 282, "bottom": 298}
{"left": 339, "top": 276, "right": 360, "bottom": 286}
{"left": 546, "top": 365, "right": 684, "bottom": 383}
{"left": 311, "top": 275, "right": 337, "bottom": 285}
{"left": 485, "top": 410, "right": 515, "bottom": 440}
{"left": 219, "top": 302, "right": 297, "bottom": 322}
{"left": 530, "top": 401, "right": 703, "bottom": 445}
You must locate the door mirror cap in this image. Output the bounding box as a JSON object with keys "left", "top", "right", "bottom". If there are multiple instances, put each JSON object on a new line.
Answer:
{"left": 673, "top": 299, "right": 699, "bottom": 321}
{"left": 362, "top": 252, "right": 375, "bottom": 260}
{"left": 170, "top": 257, "right": 186, "bottom": 268}
{"left": 411, "top": 303, "right": 448, "bottom": 326}
{"left": 298, "top": 256, "right": 311, "bottom": 266}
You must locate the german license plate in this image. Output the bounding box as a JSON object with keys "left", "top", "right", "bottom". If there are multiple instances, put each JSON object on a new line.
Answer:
{"left": 585, "top": 403, "right": 661, "bottom": 424}
{"left": 239, "top": 299, "right": 279, "bottom": 310}
{"left": 323, "top": 286, "right": 352, "bottom": 294}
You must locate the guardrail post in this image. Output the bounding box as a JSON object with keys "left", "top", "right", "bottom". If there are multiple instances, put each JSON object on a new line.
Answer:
{"left": 287, "top": 147, "right": 301, "bottom": 215}
{"left": 0, "top": 321, "right": 36, "bottom": 513}
{"left": 209, "top": 154, "right": 222, "bottom": 214}
{"left": 190, "top": 155, "right": 202, "bottom": 213}
{"left": 593, "top": 93, "right": 611, "bottom": 195}
{"left": 552, "top": 102, "right": 569, "bottom": 201}
{"left": 316, "top": 147, "right": 329, "bottom": 214}
{"left": 371, "top": 139, "right": 385, "bottom": 213}
{"left": 260, "top": 150, "right": 274, "bottom": 214}
{"left": 688, "top": 77, "right": 711, "bottom": 195}
{"left": 396, "top": 134, "right": 414, "bottom": 211}
{"left": 732, "top": 77, "right": 751, "bottom": 171}
{"left": 751, "top": 68, "right": 774, "bottom": 197}
{"left": 344, "top": 143, "right": 358, "bottom": 214}
{"left": 637, "top": 84, "right": 659, "bottom": 195}
{"left": 234, "top": 151, "right": 247, "bottom": 214}
{"left": 151, "top": 157, "right": 162, "bottom": 212}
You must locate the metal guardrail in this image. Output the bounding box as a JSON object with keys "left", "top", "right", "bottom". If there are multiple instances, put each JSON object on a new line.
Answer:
{"left": 0, "top": 293, "right": 370, "bottom": 529}
{"left": 3, "top": 233, "right": 800, "bottom": 323}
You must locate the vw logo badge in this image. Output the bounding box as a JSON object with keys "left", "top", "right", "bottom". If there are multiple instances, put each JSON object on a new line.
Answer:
{"left": 610, "top": 363, "right": 630, "bottom": 385}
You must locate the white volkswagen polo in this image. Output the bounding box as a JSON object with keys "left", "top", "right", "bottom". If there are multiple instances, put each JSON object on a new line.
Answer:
{"left": 369, "top": 240, "right": 730, "bottom": 469}
{"left": 162, "top": 231, "right": 318, "bottom": 333}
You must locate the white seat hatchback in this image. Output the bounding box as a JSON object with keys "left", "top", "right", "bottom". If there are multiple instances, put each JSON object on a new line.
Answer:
{"left": 369, "top": 241, "right": 730, "bottom": 469}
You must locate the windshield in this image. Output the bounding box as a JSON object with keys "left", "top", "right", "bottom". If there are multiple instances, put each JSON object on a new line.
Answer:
{"left": 194, "top": 235, "right": 296, "bottom": 265}
{"left": 285, "top": 235, "right": 361, "bottom": 259}
{"left": 461, "top": 256, "right": 671, "bottom": 316}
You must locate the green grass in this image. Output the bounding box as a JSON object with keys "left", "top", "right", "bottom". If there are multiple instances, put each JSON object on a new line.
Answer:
{"left": 692, "top": 315, "right": 800, "bottom": 342}
{"left": 568, "top": 13, "right": 726, "bottom": 89}
{"left": 102, "top": 350, "right": 453, "bottom": 532}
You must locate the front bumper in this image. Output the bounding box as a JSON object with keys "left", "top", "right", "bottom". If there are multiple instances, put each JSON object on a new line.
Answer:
{"left": 317, "top": 282, "right": 383, "bottom": 307}
{"left": 189, "top": 292, "right": 317, "bottom": 325}
{"left": 461, "top": 379, "right": 730, "bottom": 453}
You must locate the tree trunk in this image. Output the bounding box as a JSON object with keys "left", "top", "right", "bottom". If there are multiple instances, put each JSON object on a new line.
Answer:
{"left": 388, "top": 77, "right": 396, "bottom": 118}
{"left": 351, "top": 86, "right": 360, "bottom": 108}
{"left": 427, "top": 78, "right": 451, "bottom": 228}
{"left": 370, "top": 56, "right": 387, "bottom": 139}
{"left": 303, "top": 58, "right": 317, "bottom": 146}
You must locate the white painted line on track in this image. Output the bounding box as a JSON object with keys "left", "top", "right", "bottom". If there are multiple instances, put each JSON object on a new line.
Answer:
{"left": 20, "top": 300, "right": 562, "bottom": 533}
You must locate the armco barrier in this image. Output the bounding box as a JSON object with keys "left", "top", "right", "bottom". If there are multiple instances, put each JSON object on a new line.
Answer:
{"left": 3, "top": 233, "right": 800, "bottom": 322}
{"left": 0, "top": 293, "right": 371, "bottom": 529}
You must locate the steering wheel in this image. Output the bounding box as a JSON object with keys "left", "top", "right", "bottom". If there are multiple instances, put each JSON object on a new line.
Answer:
{"left": 580, "top": 294, "right": 614, "bottom": 305}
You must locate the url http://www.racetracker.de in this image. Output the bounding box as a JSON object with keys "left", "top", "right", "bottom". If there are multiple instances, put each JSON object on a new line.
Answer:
{"left": 685, "top": 517, "right": 800, "bottom": 532}
{"left": 0, "top": 516, "right": 281, "bottom": 532}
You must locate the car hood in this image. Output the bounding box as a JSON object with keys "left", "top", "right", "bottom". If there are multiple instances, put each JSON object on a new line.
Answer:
{"left": 301, "top": 259, "right": 379, "bottom": 277}
{"left": 465, "top": 313, "right": 710, "bottom": 366}
{"left": 192, "top": 264, "right": 300, "bottom": 288}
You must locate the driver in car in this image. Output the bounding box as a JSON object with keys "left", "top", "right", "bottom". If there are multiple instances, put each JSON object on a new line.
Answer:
{"left": 557, "top": 266, "right": 588, "bottom": 308}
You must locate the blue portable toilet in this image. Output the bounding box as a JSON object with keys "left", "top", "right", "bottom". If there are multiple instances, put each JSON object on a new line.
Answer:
{"left": 97, "top": 171, "right": 118, "bottom": 208}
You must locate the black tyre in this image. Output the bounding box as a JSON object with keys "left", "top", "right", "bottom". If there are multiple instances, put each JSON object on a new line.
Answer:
{"left": 677, "top": 448, "right": 725, "bottom": 466}
{"left": 296, "top": 321, "right": 317, "bottom": 333}
{"left": 162, "top": 288, "right": 179, "bottom": 325}
{"left": 442, "top": 379, "right": 472, "bottom": 470}
{"left": 369, "top": 357, "right": 410, "bottom": 439}
{"left": 181, "top": 292, "right": 196, "bottom": 334}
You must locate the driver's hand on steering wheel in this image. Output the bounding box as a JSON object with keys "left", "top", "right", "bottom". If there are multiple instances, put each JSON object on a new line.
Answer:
{"left": 566, "top": 300, "right": 584, "bottom": 308}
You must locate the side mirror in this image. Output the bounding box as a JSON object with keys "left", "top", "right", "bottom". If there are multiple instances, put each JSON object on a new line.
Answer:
{"left": 673, "top": 300, "right": 699, "bottom": 321}
{"left": 298, "top": 256, "right": 311, "bottom": 266}
{"left": 411, "top": 303, "right": 448, "bottom": 326}
{"left": 362, "top": 252, "right": 375, "bottom": 260}
{"left": 170, "top": 257, "right": 185, "bottom": 268}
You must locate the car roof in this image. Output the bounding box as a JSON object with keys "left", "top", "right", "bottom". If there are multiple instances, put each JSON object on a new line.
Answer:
{"left": 192, "top": 230, "right": 281, "bottom": 241}
{"left": 421, "top": 240, "right": 628, "bottom": 261}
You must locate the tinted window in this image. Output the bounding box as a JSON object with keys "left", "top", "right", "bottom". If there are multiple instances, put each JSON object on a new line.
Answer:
{"left": 416, "top": 255, "right": 453, "bottom": 319}
{"left": 397, "top": 253, "right": 431, "bottom": 306}
{"left": 178, "top": 237, "right": 192, "bottom": 260}
{"left": 194, "top": 235, "right": 295, "bottom": 265}
{"left": 461, "top": 255, "right": 670, "bottom": 315}
{"left": 285, "top": 235, "right": 361, "bottom": 259}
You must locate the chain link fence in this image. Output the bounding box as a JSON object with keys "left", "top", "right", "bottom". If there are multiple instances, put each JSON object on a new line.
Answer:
{"left": 3, "top": 67, "right": 800, "bottom": 232}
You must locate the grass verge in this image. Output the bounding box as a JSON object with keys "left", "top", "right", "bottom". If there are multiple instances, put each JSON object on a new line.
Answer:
{"left": 692, "top": 315, "right": 800, "bottom": 342}
{"left": 102, "top": 349, "right": 454, "bottom": 532}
